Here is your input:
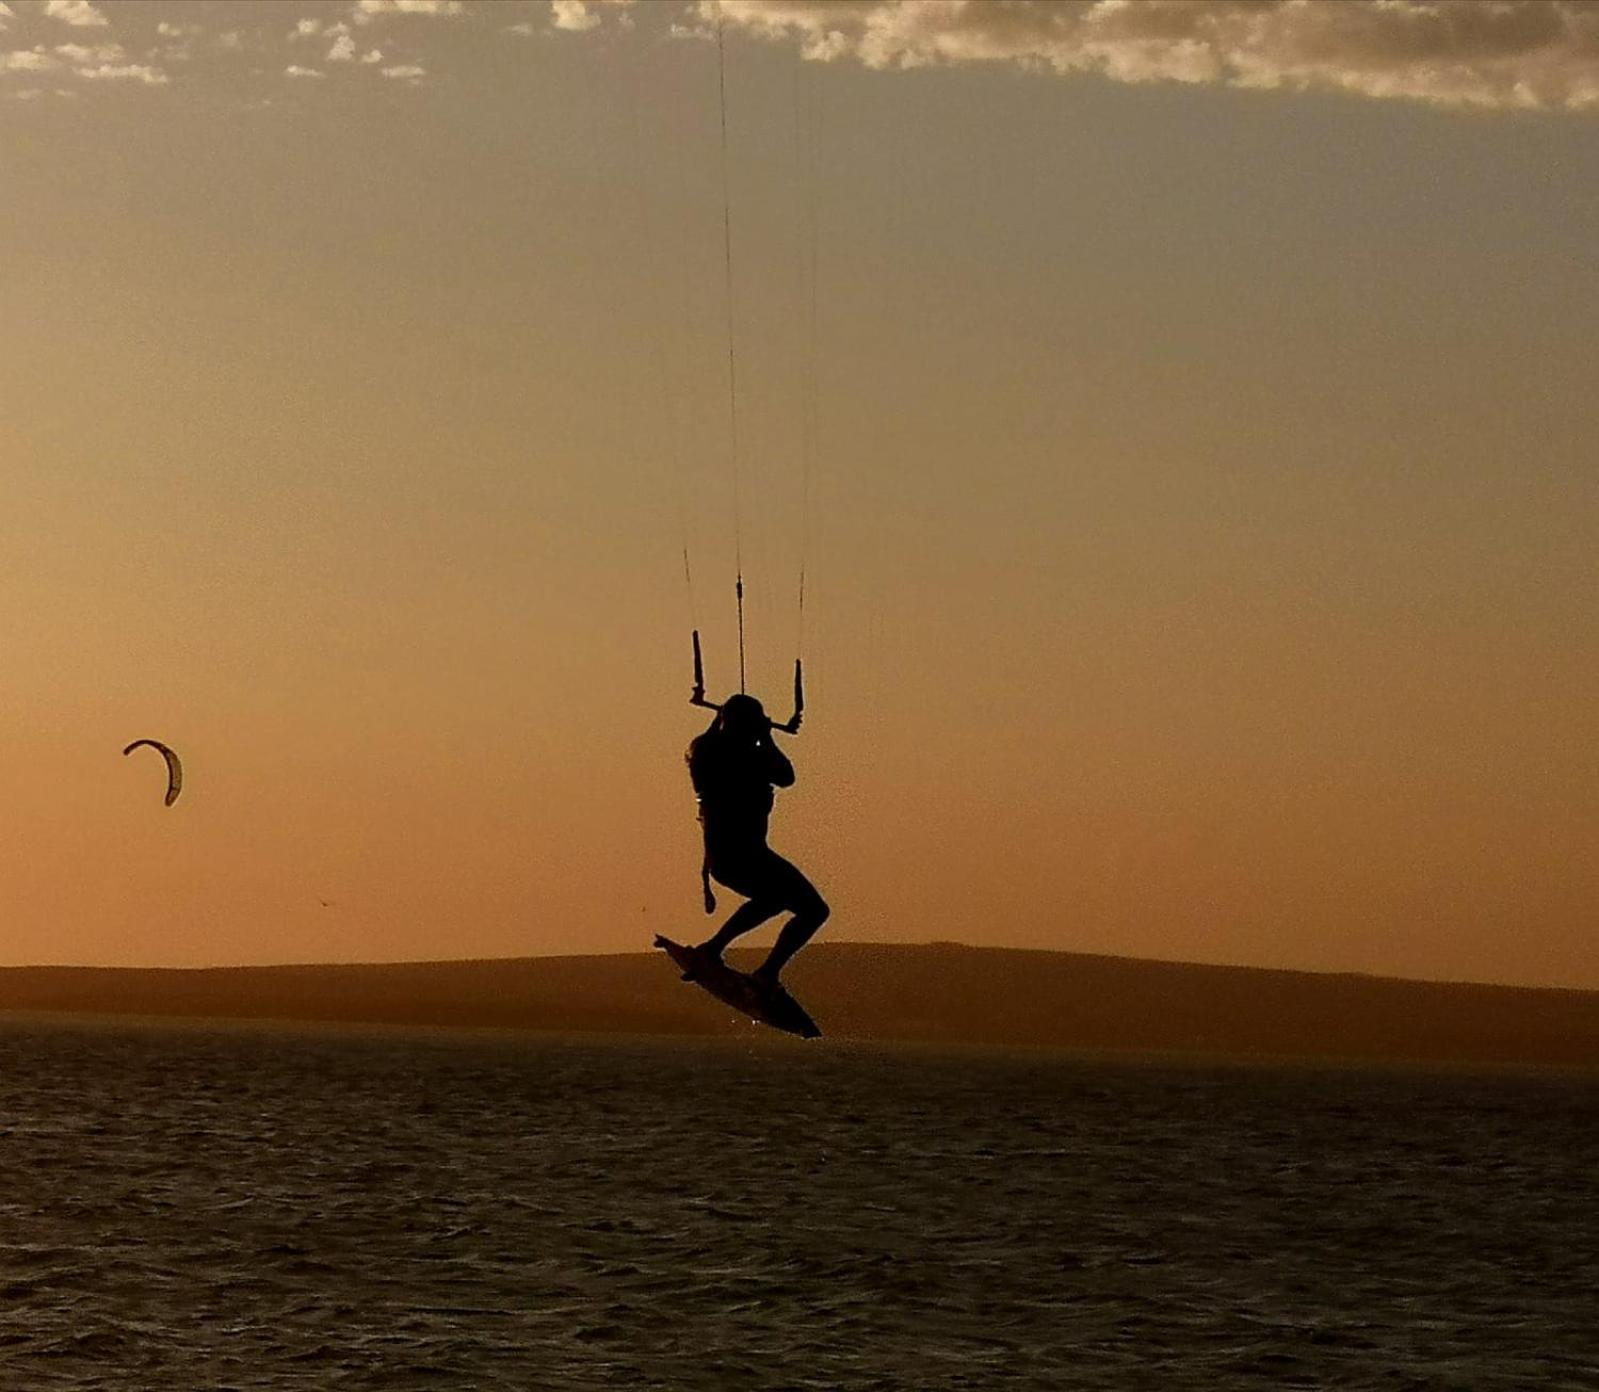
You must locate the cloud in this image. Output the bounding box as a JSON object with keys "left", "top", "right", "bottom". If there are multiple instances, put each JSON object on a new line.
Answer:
{"left": 293, "top": 18, "right": 324, "bottom": 39}
{"left": 1, "top": 48, "right": 54, "bottom": 72}
{"left": 55, "top": 41, "right": 123, "bottom": 64}
{"left": 380, "top": 62, "right": 426, "bottom": 79}
{"left": 328, "top": 32, "right": 356, "bottom": 61}
{"left": 0, "top": 2, "right": 13, "bottom": 31}
{"left": 285, "top": 64, "right": 325, "bottom": 79}
{"left": 551, "top": 1, "right": 601, "bottom": 33}
{"left": 355, "top": 0, "right": 465, "bottom": 16}
{"left": 506, "top": 21, "right": 536, "bottom": 37}
{"left": 550, "top": 0, "right": 634, "bottom": 33}
{"left": 701, "top": 0, "right": 1599, "bottom": 115}
{"left": 154, "top": 21, "right": 200, "bottom": 62}
{"left": 43, "top": 0, "right": 108, "bottom": 28}
{"left": 361, "top": 48, "right": 383, "bottom": 63}
{"left": 77, "top": 62, "right": 168, "bottom": 84}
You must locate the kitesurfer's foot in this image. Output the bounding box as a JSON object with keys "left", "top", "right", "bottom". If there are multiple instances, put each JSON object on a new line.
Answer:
{"left": 682, "top": 944, "right": 723, "bottom": 982}
{"left": 750, "top": 963, "right": 782, "bottom": 992}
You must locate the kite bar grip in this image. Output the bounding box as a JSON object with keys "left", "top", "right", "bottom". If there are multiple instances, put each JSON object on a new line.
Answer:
{"left": 772, "top": 658, "right": 804, "bottom": 734}
{"left": 689, "top": 632, "right": 804, "bottom": 733}
{"left": 690, "top": 630, "right": 721, "bottom": 711}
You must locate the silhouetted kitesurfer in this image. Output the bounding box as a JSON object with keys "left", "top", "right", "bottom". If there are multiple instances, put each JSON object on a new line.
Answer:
{"left": 685, "top": 694, "right": 829, "bottom": 988}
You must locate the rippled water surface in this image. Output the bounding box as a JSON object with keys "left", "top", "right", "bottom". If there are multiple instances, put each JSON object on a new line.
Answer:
{"left": 1, "top": 1017, "right": 1595, "bottom": 1389}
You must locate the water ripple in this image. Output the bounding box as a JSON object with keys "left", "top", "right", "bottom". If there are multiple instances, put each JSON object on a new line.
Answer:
{"left": 0, "top": 1019, "right": 1594, "bottom": 1389}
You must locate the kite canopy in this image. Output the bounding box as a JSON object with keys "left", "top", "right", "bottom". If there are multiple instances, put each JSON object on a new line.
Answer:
{"left": 123, "top": 739, "right": 182, "bottom": 807}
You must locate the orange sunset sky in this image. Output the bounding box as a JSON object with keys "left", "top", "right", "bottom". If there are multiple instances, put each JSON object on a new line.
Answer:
{"left": 1, "top": 0, "right": 1594, "bottom": 986}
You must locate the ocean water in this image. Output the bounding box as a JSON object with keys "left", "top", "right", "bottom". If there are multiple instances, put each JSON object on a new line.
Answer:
{"left": 0, "top": 1018, "right": 1594, "bottom": 1390}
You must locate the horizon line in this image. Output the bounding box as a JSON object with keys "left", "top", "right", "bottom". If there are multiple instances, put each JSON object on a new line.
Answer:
{"left": 3, "top": 941, "right": 1593, "bottom": 998}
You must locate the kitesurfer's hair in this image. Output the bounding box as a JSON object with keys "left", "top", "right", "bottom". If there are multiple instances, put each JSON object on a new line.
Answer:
{"left": 718, "top": 694, "right": 766, "bottom": 730}
{"left": 685, "top": 695, "right": 768, "bottom": 793}
{"left": 686, "top": 712, "right": 719, "bottom": 770}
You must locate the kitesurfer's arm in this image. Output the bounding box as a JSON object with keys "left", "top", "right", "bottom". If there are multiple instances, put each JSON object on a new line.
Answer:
{"left": 760, "top": 734, "right": 796, "bottom": 788}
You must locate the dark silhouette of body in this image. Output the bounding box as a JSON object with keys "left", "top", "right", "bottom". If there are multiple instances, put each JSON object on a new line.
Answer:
{"left": 687, "top": 694, "right": 829, "bottom": 986}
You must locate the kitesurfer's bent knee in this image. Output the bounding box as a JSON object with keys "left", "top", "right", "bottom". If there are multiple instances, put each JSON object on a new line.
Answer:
{"left": 754, "top": 883, "right": 829, "bottom": 986}
{"left": 700, "top": 844, "right": 830, "bottom": 979}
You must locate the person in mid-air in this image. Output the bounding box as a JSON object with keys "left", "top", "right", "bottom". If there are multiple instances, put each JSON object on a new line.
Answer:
{"left": 685, "top": 694, "right": 829, "bottom": 989}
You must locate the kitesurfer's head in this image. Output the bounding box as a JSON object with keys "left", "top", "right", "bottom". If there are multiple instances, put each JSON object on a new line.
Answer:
{"left": 718, "top": 694, "right": 768, "bottom": 740}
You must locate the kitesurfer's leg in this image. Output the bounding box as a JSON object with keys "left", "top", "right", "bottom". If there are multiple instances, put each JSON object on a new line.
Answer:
{"left": 697, "top": 845, "right": 827, "bottom": 981}
{"left": 751, "top": 861, "right": 829, "bottom": 987}
{"left": 697, "top": 896, "right": 785, "bottom": 964}
{"left": 697, "top": 839, "right": 778, "bottom": 962}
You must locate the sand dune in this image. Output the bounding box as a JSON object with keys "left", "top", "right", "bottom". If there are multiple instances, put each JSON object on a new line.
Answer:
{"left": 2, "top": 943, "right": 1596, "bottom": 1067}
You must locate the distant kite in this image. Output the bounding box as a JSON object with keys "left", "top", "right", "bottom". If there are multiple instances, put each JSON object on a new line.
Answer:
{"left": 123, "top": 739, "right": 182, "bottom": 806}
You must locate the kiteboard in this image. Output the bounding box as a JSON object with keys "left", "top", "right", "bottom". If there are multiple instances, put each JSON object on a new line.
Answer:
{"left": 654, "top": 936, "right": 821, "bottom": 1040}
